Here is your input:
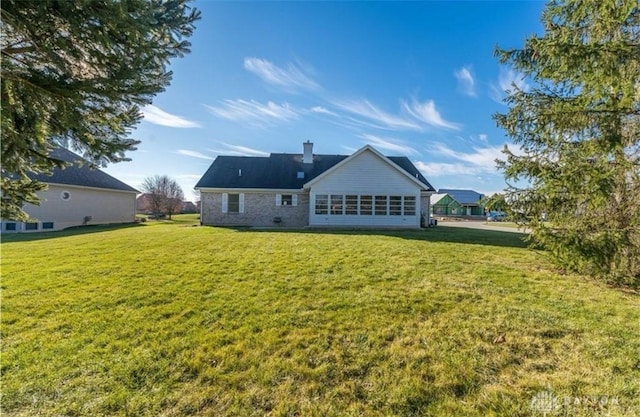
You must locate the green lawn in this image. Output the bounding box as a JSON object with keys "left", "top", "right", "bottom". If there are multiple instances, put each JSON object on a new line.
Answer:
{"left": 2, "top": 215, "right": 639, "bottom": 416}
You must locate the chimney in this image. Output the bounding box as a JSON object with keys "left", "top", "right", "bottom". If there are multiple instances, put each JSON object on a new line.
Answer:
{"left": 303, "top": 140, "right": 313, "bottom": 164}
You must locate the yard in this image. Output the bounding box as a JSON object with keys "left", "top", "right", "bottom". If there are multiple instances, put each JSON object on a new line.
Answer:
{"left": 2, "top": 215, "right": 639, "bottom": 416}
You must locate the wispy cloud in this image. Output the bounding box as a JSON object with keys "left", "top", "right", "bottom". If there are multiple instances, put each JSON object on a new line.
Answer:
{"left": 454, "top": 66, "right": 476, "bottom": 97}
{"left": 433, "top": 142, "right": 504, "bottom": 168}
{"left": 205, "top": 99, "right": 298, "bottom": 127}
{"left": 490, "top": 68, "right": 530, "bottom": 103}
{"left": 142, "top": 105, "right": 201, "bottom": 128}
{"left": 360, "top": 134, "right": 419, "bottom": 155}
{"left": 217, "top": 142, "right": 269, "bottom": 157}
{"left": 401, "top": 99, "right": 461, "bottom": 130}
{"left": 310, "top": 106, "right": 338, "bottom": 117}
{"left": 414, "top": 143, "right": 505, "bottom": 177}
{"left": 332, "top": 99, "right": 422, "bottom": 131}
{"left": 176, "top": 149, "right": 214, "bottom": 160}
{"left": 244, "top": 57, "right": 320, "bottom": 92}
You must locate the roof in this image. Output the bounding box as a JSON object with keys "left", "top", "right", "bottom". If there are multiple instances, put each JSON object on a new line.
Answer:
{"left": 430, "top": 193, "right": 449, "bottom": 205}
{"left": 437, "top": 189, "right": 484, "bottom": 205}
{"left": 29, "top": 147, "right": 138, "bottom": 193}
{"left": 195, "top": 147, "right": 435, "bottom": 191}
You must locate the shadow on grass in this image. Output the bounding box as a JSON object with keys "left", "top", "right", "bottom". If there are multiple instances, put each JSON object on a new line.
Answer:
{"left": 0, "top": 222, "right": 144, "bottom": 243}
{"left": 229, "top": 225, "right": 529, "bottom": 249}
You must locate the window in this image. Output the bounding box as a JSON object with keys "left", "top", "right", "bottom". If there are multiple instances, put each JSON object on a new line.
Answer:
{"left": 42, "top": 222, "right": 54, "bottom": 229}
{"left": 315, "top": 194, "right": 328, "bottom": 215}
{"left": 5, "top": 223, "right": 16, "bottom": 231}
{"left": 360, "top": 195, "right": 372, "bottom": 215}
{"left": 404, "top": 196, "right": 416, "bottom": 216}
{"left": 281, "top": 195, "right": 293, "bottom": 206}
{"left": 345, "top": 195, "right": 358, "bottom": 215}
{"left": 25, "top": 222, "right": 38, "bottom": 231}
{"left": 375, "top": 196, "right": 387, "bottom": 216}
{"left": 330, "top": 194, "right": 344, "bottom": 215}
{"left": 297, "top": 171, "right": 305, "bottom": 179}
{"left": 228, "top": 194, "right": 240, "bottom": 213}
{"left": 389, "top": 196, "right": 402, "bottom": 216}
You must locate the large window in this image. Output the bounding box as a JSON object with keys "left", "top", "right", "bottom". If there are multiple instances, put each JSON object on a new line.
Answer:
{"left": 360, "top": 196, "right": 372, "bottom": 215}
{"left": 375, "top": 196, "right": 387, "bottom": 216}
{"left": 330, "top": 195, "right": 344, "bottom": 215}
{"left": 315, "top": 194, "right": 328, "bottom": 214}
{"left": 5, "top": 223, "right": 16, "bottom": 231}
{"left": 345, "top": 195, "right": 358, "bottom": 215}
{"left": 25, "top": 222, "right": 38, "bottom": 231}
{"left": 404, "top": 196, "right": 416, "bottom": 216}
{"left": 389, "top": 196, "right": 402, "bottom": 215}
{"left": 314, "top": 194, "right": 418, "bottom": 217}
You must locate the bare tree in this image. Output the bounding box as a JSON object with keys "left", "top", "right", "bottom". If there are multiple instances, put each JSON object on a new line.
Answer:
{"left": 141, "top": 175, "right": 185, "bottom": 220}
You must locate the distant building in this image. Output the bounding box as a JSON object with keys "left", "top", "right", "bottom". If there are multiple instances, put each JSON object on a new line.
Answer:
{"left": 2, "top": 147, "right": 138, "bottom": 232}
{"left": 430, "top": 189, "right": 485, "bottom": 217}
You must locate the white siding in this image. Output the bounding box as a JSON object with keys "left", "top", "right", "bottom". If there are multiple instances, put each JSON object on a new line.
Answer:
{"left": 309, "top": 150, "right": 422, "bottom": 227}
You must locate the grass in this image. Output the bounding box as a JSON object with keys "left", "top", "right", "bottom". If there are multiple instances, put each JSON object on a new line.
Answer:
{"left": 2, "top": 215, "right": 639, "bottom": 416}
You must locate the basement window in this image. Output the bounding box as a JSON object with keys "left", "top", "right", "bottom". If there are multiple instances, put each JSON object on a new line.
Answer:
{"left": 4, "top": 223, "right": 16, "bottom": 231}
{"left": 25, "top": 222, "right": 38, "bottom": 231}
{"left": 42, "top": 222, "right": 54, "bottom": 229}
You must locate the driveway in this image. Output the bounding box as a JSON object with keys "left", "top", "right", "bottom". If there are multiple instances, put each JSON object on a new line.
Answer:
{"left": 436, "top": 220, "right": 530, "bottom": 234}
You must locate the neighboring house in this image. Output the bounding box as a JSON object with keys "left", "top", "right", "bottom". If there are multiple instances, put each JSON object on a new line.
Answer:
{"left": 1, "top": 147, "right": 138, "bottom": 233}
{"left": 181, "top": 201, "right": 198, "bottom": 214}
{"left": 195, "top": 142, "right": 436, "bottom": 228}
{"left": 430, "top": 189, "right": 485, "bottom": 217}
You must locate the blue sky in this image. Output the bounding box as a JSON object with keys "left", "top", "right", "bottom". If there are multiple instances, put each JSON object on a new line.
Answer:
{"left": 103, "top": 0, "right": 544, "bottom": 201}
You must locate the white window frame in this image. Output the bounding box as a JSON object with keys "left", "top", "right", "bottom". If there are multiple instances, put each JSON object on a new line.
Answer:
{"left": 222, "top": 193, "right": 244, "bottom": 214}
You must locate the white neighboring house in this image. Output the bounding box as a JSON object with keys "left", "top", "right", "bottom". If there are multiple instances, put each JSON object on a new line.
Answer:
{"left": 2, "top": 147, "right": 138, "bottom": 233}
{"left": 195, "top": 142, "right": 436, "bottom": 228}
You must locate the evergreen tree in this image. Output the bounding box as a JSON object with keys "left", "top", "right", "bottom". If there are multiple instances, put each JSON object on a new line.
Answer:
{"left": 494, "top": 0, "right": 639, "bottom": 285}
{"left": 1, "top": 0, "right": 200, "bottom": 220}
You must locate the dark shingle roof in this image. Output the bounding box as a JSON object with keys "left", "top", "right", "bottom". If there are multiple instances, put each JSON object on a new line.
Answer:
{"left": 195, "top": 152, "right": 435, "bottom": 191}
{"left": 29, "top": 147, "right": 138, "bottom": 193}
{"left": 438, "top": 189, "right": 484, "bottom": 205}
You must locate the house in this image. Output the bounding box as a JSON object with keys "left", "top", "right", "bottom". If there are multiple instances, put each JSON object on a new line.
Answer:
{"left": 195, "top": 142, "right": 435, "bottom": 228}
{"left": 1, "top": 147, "right": 138, "bottom": 233}
{"left": 430, "top": 189, "right": 485, "bottom": 217}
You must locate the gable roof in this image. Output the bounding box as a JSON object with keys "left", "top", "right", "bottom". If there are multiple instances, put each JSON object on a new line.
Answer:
{"left": 195, "top": 145, "right": 435, "bottom": 191}
{"left": 437, "top": 189, "right": 484, "bottom": 205}
{"left": 29, "top": 147, "right": 138, "bottom": 193}
{"left": 302, "top": 145, "right": 434, "bottom": 190}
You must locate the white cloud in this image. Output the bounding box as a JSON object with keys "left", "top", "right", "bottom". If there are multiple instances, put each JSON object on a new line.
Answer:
{"left": 217, "top": 142, "right": 269, "bottom": 157}
{"left": 360, "top": 134, "right": 419, "bottom": 155}
{"left": 490, "top": 68, "right": 530, "bottom": 103}
{"left": 205, "top": 99, "right": 298, "bottom": 127}
{"left": 332, "top": 99, "right": 422, "bottom": 131}
{"left": 402, "top": 99, "right": 461, "bottom": 130}
{"left": 244, "top": 57, "right": 320, "bottom": 91}
{"left": 454, "top": 66, "right": 476, "bottom": 97}
{"left": 310, "top": 106, "right": 338, "bottom": 117}
{"left": 142, "top": 105, "right": 201, "bottom": 128}
{"left": 176, "top": 149, "right": 214, "bottom": 160}
{"left": 433, "top": 142, "right": 504, "bottom": 168}
{"left": 415, "top": 143, "right": 506, "bottom": 177}
{"left": 478, "top": 134, "right": 488, "bottom": 142}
